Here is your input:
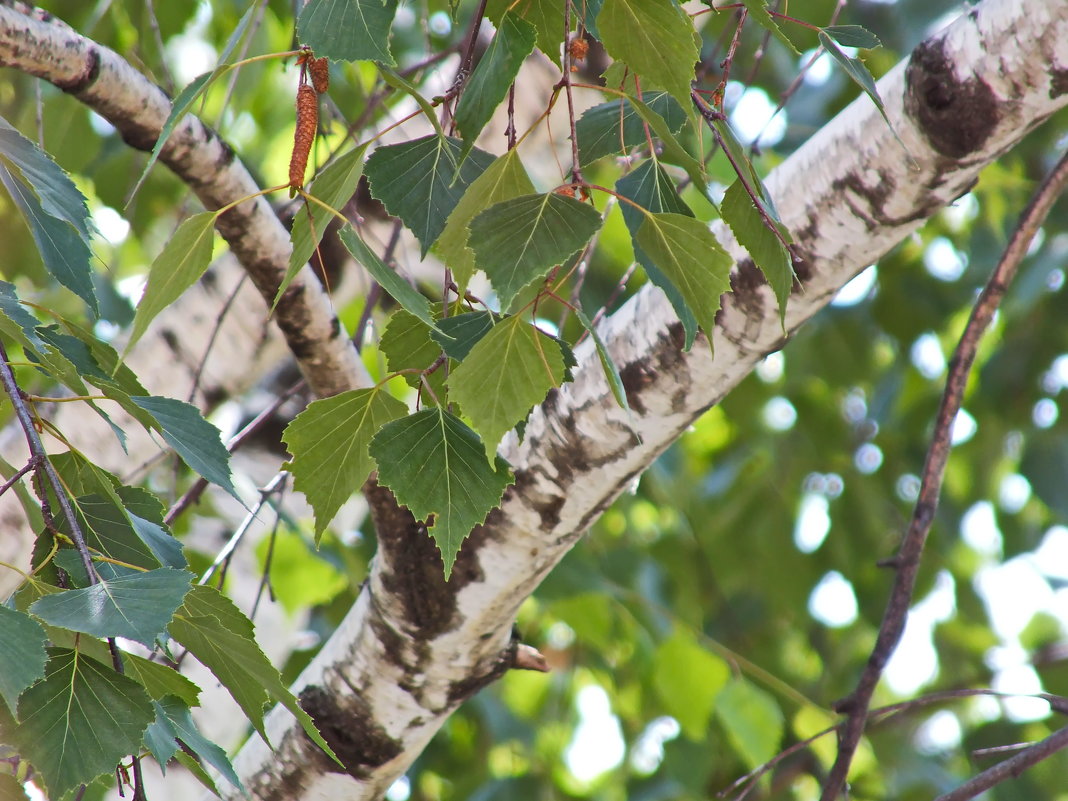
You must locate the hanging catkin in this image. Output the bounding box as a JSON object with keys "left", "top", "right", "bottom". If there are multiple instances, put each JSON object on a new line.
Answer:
{"left": 289, "top": 83, "right": 318, "bottom": 194}
{"left": 309, "top": 57, "right": 330, "bottom": 95}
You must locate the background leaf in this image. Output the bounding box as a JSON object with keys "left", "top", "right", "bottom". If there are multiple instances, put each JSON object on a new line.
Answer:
{"left": 447, "top": 316, "right": 566, "bottom": 462}
{"left": 715, "top": 678, "right": 784, "bottom": 770}
{"left": 469, "top": 192, "right": 602, "bottom": 309}
{"left": 13, "top": 648, "right": 153, "bottom": 799}
{"left": 365, "top": 135, "right": 496, "bottom": 256}
{"left": 282, "top": 387, "right": 407, "bottom": 539}
{"left": 370, "top": 409, "right": 513, "bottom": 577}
{"left": 652, "top": 629, "right": 730, "bottom": 740}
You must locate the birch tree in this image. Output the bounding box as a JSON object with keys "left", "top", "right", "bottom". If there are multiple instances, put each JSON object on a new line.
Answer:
{"left": 2, "top": 0, "right": 1068, "bottom": 800}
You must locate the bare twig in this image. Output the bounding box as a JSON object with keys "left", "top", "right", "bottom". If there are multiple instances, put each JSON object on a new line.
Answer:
{"left": 932, "top": 725, "right": 1068, "bottom": 801}
{"left": 819, "top": 148, "right": 1068, "bottom": 800}
{"left": 561, "top": 0, "right": 583, "bottom": 186}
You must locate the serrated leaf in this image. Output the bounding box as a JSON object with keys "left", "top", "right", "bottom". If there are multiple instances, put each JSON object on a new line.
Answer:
{"left": 635, "top": 213, "right": 732, "bottom": 350}
{"left": 339, "top": 224, "right": 444, "bottom": 335}
{"left": 370, "top": 409, "right": 513, "bottom": 577}
{"left": 149, "top": 697, "right": 244, "bottom": 791}
{"left": 447, "top": 316, "right": 566, "bottom": 463}
{"left": 127, "top": 211, "right": 217, "bottom": 352}
{"left": 454, "top": 13, "right": 536, "bottom": 145}
{"left": 29, "top": 568, "right": 192, "bottom": 648}
{"left": 822, "top": 25, "right": 881, "bottom": 50}
{"left": 365, "top": 135, "right": 496, "bottom": 257}
{"left": 297, "top": 0, "right": 398, "bottom": 64}
{"left": 470, "top": 192, "right": 602, "bottom": 310}
{"left": 0, "top": 606, "right": 47, "bottom": 718}
{"left": 573, "top": 306, "right": 632, "bottom": 419}
{"left": 281, "top": 145, "right": 367, "bottom": 305}
{"left": 169, "top": 585, "right": 339, "bottom": 762}
{"left": 721, "top": 178, "right": 794, "bottom": 326}
{"left": 616, "top": 159, "right": 699, "bottom": 348}
{"left": 819, "top": 31, "right": 890, "bottom": 127}
{"left": 485, "top": 0, "right": 566, "bottom": 63}
{"left": 282, "top": 386, "right": 407, "bottom": 539}
{"left": 740, "top": 0, "right": 801, "bottom": 54}
{"left": 627, "top": 94, "right": 706, "bottom": 196}
{"left": 715, "top": 678, "right": 784, "bottom": 769}
{"left": 60, "top": 494, "right": 161, "bottom": 572}
{"left": 431, "top": 311, "right": 499, "bottom": 360}
{"left": 577, "top": 92, "right": 687, "bottom": 164}
{"left": 379, "top": 309, "right": 448, "bottom": 402}
{"left": 0, "top": 280, "right": 45, "bottom": 350}
{"left": 597, "top": 0, "right": 699, "bottom": 107}
{"left": 12, "top": 648, "right": 153, "bottom": 799}
{"left": 436, "top": 150, "right": 535, "bottom": 292}
{"left": 0, "top": 116, "right": 92, "bottom": 243}
{"left": 131, "top": 395, "right": 238, "bottom": 500}
{"left": 0, "top": 164, "right": 96, "bottom": 315}
{"left": 123, "top": 653, "right": 201, "bottom": 706}
{"left": 652, "top": 629, "right": 729, "bottom": 740}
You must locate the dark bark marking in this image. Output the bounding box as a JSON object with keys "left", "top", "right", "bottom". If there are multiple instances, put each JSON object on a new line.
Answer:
{"left": 299, "top": 685, "right": 403, "bottom": 779}
{"left": 446, "top": 631, "right": 518, "bottom": 705}
{"left": 54, "top": 47, "right": 98, "bottom": 93}
{"left": 619, "top": 361, "right": 654, "bottom": 415}
{"left": 1050, "top": 67, "right": 1068, "bottom": 99}
{"left": 728, "top": 259, "right": 767, "bottom": 318}
{"left": 905, "top": 36, "right": 999, "bottom": 159}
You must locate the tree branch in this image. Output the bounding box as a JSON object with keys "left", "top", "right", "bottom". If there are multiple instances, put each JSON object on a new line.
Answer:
{"left": 932, "top": 725, "right": 1068, "bottom": 801}
{"left": 820, "top": 146, "right": 1068, "bottom": 799}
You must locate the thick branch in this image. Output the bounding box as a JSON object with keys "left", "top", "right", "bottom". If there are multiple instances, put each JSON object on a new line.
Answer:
{"left": 0, "top": 0, "right": 369, "bottom": 398}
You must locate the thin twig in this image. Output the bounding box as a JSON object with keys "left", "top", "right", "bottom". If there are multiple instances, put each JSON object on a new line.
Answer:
{"left": 819, "top": 148, "right": 1068, "bottom": 801}
{"left": 561, "top": 0, "right": 582, "bottom": 186}
{"left": 931, "top": 726, "right": 1068, "bottom": 801}
{"left": 0, "top": 458, "right": 35, "bottom": 499}
{"left": 0, "top": 341, "right": 96, "bottom": 585}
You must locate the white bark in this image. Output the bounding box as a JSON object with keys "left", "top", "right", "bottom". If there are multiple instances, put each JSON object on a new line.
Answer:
{"left": 1, "top": 0, "right": 1067, "bottom": 798}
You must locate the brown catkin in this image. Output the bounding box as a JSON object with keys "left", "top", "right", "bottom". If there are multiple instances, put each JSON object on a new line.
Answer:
{"left": 289, "top": 83, "right": 318, "bottom": 192}
{"left": 309, "top": 56, "right": 330, "bottom": 95}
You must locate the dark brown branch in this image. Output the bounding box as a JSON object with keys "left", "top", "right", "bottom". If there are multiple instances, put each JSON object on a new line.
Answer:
{"left": 932, "top": 725, "right": 1068, "bottom": 801}
{"left": 819, "top": 148, "right": 1068, "bottom": 800}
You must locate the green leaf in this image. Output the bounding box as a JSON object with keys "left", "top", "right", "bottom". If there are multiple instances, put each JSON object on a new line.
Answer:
{"left": 431, "top": 311, "right": 499, "bottom": 360}
{"left": 616, "top": 159, "right": 699, "bottom": 348}
{"left": 0, "top": 606, "right": 47, "bottom": 718}
{"left": 597, "top": 0, "right": 699, "bottom": 107}
{"left": 59, "top": 494, "right": 161, "bottom": 572}
{"left": 281, "top": 145, "right": 367, "bottom": 305}
{"left": 29, "top": 568, "right": 192, "bottom": 648}
{"left": 822, "top": 25, "right": 881, "bottom": 50}
{"left": 297, "top": 0, "right": 399, "bottom": 65}
{"left": 370, "top": 409, "right": 513, "bottom": 577}
{"left": 365, "top": 135, "right": 496, "bottom": 257}
{"left": 721, "top": 178, "right": 794, "bottom": 326}
{"left": 652, "top": 629, "right": 730, "bottom": 740}
{"left": 0, "top": 280, "right": 45, "bottom": 350}
{"left": 627, "top": 94, "right": 706, "bottom": 196}
{"left": 469, "top": 192, "right": 602, "bottom": 310}
{"left": 379, "top": 309, "right": 447, "bottom": 400}
{"left": 12, "top": 648, "right": 153, "bottom": 799}
{"left": 0, "top": 774, "right": 30, "bottom": 801}
{"left": 454, "top": 13, "right": 537, "bottom": 145}
{"left": 338, "top": 224, "right": 444, "bottom": 335}
{"left": 819, "top": 31, "right": 890, "bottom": 127}
{"left": 123, "top": 653, "right": 201, "bottom": 706}
{"left": 254, "top": 529, "right": 348, "bottom": 613}
{"left": 436, "top": 150, "right": 535, "bottom": 293}
{"left": 447, "top": 315, "right": 566, "bottom": 462}
{"left": 282, "top": 386, "right": 407, "bottom": 539}
{"left": 576, "top": 92, "right": 687, "bottom": 164}
{"left": 130, "top": 396, "right": 238, "bottom": 500}
{"left": 486, "top": 0, "right": 567, "bottom": 64}
{"left": 635, "top": 213, "right": 732, "bottom": 350}
{"left": 149, "top": 697, "right": 244, "bottom": 792}
{"left": 0, "top": 116, "right": 93, "bottom": 242}
{"left": 0, "top": 164, "right": 96, "bottom": 315}
{"left": 127, "top": 211, "right": 217, "bottom": 352}
{"left": 740, "top": 0, "right": 801, "bottom": 54}
{"left": 573, "top": 306, "right": 632, "bottom": 419}
{"left": 169, "top": 585, "right": 339, "bottom": 762}
{"left": 715, "top": 678, "right": 784, "bottom": 770}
